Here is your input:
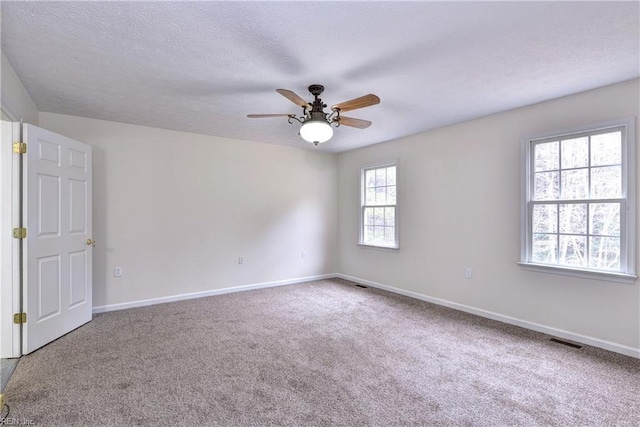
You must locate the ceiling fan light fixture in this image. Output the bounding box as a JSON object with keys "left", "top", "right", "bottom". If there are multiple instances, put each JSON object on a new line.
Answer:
{"left": 248, "top": 85, "right": 380, "bottom": 146}
{"left": 300, "top": 119, "right": 333, "bottom": 145}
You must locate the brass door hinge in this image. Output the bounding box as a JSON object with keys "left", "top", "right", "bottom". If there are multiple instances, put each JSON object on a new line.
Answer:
{"left": 12, "top": 227, "right": 27, "bottom": 239}
{"left": 13, "top": 312, "right": 27, "bottom": 324}
{"left": 12, "top": 142, "right": 27, "bottom": 154}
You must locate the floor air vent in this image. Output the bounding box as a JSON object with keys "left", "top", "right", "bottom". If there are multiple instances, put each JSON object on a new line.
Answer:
{"left": 550, "top": 338, "right": 583, "bottom": 349}
{"left": 355, "top": 284, "right": 368, "bottom": 288}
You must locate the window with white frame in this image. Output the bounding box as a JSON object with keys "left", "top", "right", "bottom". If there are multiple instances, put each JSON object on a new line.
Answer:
{"left": 361, "top": 163, "right": 397, "bottom": 248}
{"left": 522, "top": 119, "right": 636, "bottom": 281}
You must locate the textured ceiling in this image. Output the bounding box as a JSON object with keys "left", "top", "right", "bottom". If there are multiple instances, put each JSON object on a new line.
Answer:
{"left": 1, "top": 1, "right": 639, "bottom": 153}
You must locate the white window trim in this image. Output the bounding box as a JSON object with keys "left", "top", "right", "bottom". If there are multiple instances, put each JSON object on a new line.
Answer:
{"left": 359, "top": 160, "right": 399, "bottom": 250}
{"left": 520, "top": 117, "right": 637, "bottom": 285}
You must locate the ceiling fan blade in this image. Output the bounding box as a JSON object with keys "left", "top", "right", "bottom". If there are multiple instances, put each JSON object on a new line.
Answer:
{"left": 337, "top": 116, "right": 372, "bottom": 129}
{"left": 331, "top": 94, "right": 380, "bottom": 113}
{"left": 247, "top": 114, "right": 295, "bottom": 118}
{"left": 276, "top": 89, "right": 311, "bottom": 108}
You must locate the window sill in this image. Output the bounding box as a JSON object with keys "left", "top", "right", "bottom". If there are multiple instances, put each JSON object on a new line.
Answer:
{"left": 357, "top": 243, "right": 399, "bottom": 252}
{"left": 517, "top": 262, "right": 637, "bottom": 285}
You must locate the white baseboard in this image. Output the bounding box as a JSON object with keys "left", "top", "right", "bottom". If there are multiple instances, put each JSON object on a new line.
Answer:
{"left": 93, "top": 272, "right": 639, "bottom": 358}
{"left": 93, "top": 273, "right": 337, "bottom": 314}
{"left": 336, "top": 273, "right": 640, "bottom": 359}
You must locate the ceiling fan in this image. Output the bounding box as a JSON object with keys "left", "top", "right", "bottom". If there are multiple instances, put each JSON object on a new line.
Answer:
{"left": 247, "top": 85, "right": 380, "bottom": 145}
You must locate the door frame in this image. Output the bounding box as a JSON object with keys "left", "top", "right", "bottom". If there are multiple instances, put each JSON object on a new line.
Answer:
{"left": 1, "top": 107, "right": 23, "bottom": 358}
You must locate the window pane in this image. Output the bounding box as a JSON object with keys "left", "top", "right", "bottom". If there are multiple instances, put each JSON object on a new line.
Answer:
{"left": 362, "top": 164, "right": 397, "bottom": 247}
{"left": 364, "top": 207, "right": 374, "bottom": 226}
{"left": 559, "top": 235, "right": 587, "bottom": 267}
{"left": 528, "top": 126, "right": 628, "bottom": 275}
{"left": 534, "top": 141, "right": 559, "bottom": 172}
{"left": 534, "top": 172, "right": 559, "bottom": 200}
{"left": 375, "top": 168, "right": 386, "bottom": 187}
{"left": 589, "top": 236, "right": 620, "bottom": 271}
{"left": 375, "top": 186, "right": 386, "bottom": 204}
{"left": 364, "top": 226, "right": 374, "bottom": 243}
{"left": 591, "top": 131, "right": 621, "bottom": 166}
{"left": 591, "top": 166, "right": 621, "bottom": 198}
{"left": 561, "top": 169, "right": 588, "bottom": 199}
{"left": 561, "top": 137, "right": 588, "bottom": 169}
{"left": 387, "top": 185, "right": 396, "bottom": 204}
{"left": 384, "top": 207, "right": 395, "bottom": 226}
{"left": 589, "top": 203, "right": 620, "bottom": 236}
{"left": 384, "top": 227, "right": 396, "bottom": 245}
{"left": 533, "top": 204, "right": 557, "bottom": 233}
{"left": 386, "top": 167, "right": 396, "bottom": 185}
{"left": 366, "top": 170, "right": 376, "bottom": 188}
{"left": 532, "top": 234, "right": 557, "bottom": 263}
{"left": 374, "top": 226, "right": 385, "bottom": 244}
{"left": 559, "top": 204, "right": 587, "bottom": 234}
{"left": 365, "top": 188, "right": 375, "bottom": 205}
{"left": 374, "top": 207, "right": 385, "bottom": 225}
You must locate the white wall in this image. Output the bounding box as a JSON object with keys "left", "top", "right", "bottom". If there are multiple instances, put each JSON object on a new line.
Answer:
{"left": 338, "top": 79, "right": 640, "bottom": 351}
{"left": 1, "top": 52, "right": 38, "bottom": 124}
{"left": 39, "top": 113, "right": 338, "bottom": 308}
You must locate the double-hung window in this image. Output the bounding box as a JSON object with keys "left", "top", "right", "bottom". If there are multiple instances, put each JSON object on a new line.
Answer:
{"left": 360, "top": 163, "right": 398, "bottom": 248}
{"left": 521, "top": 119, "right": 636, "bottom": 282}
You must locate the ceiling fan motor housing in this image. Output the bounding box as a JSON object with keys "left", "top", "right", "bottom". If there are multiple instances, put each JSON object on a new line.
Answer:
{"left": 307, "top": 111, "right": 328, "bottom": 122}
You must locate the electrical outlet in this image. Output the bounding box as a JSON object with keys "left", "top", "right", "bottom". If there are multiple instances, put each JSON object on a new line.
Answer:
{"left": 238, "top": 257, "right": 244, "bottom": 265}
{"left": 114, "top": 267, "right": 123, "bottom": 277}
{"left": 465, "top": 268, "right": 472, "bottom": 279}
{"left": 301, "top": 251, "right": 307, "bottom": 259}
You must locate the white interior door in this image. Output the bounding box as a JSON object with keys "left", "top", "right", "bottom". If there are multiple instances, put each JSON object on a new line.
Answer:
{"left": 23, "top": 124, "right": 93, "bottom": 354}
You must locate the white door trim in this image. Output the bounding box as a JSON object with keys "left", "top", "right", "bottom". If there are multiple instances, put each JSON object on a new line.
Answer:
{"left": 0, "top": 120, "right": 22, "bottom": 358}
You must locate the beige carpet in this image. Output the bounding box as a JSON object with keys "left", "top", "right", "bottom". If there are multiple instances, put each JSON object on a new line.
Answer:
{"left": 3, "top": 278, "right": 639, "bottom": 426}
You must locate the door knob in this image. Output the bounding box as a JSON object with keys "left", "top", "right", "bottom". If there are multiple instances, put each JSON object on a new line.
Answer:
{"left": 86, "top": 239, "right": 96, "bottom": 246}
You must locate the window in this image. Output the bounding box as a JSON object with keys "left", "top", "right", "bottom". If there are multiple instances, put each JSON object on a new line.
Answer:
{"left": 360, "top": 163, "right": 398, "bottom": 248}
{"left": 521, "top": 119, "right": 636, "bottom": 282}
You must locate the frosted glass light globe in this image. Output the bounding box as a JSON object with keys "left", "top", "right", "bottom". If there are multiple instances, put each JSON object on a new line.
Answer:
{"left": 300, "top": 120, "right": 333, "bottom": 145}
